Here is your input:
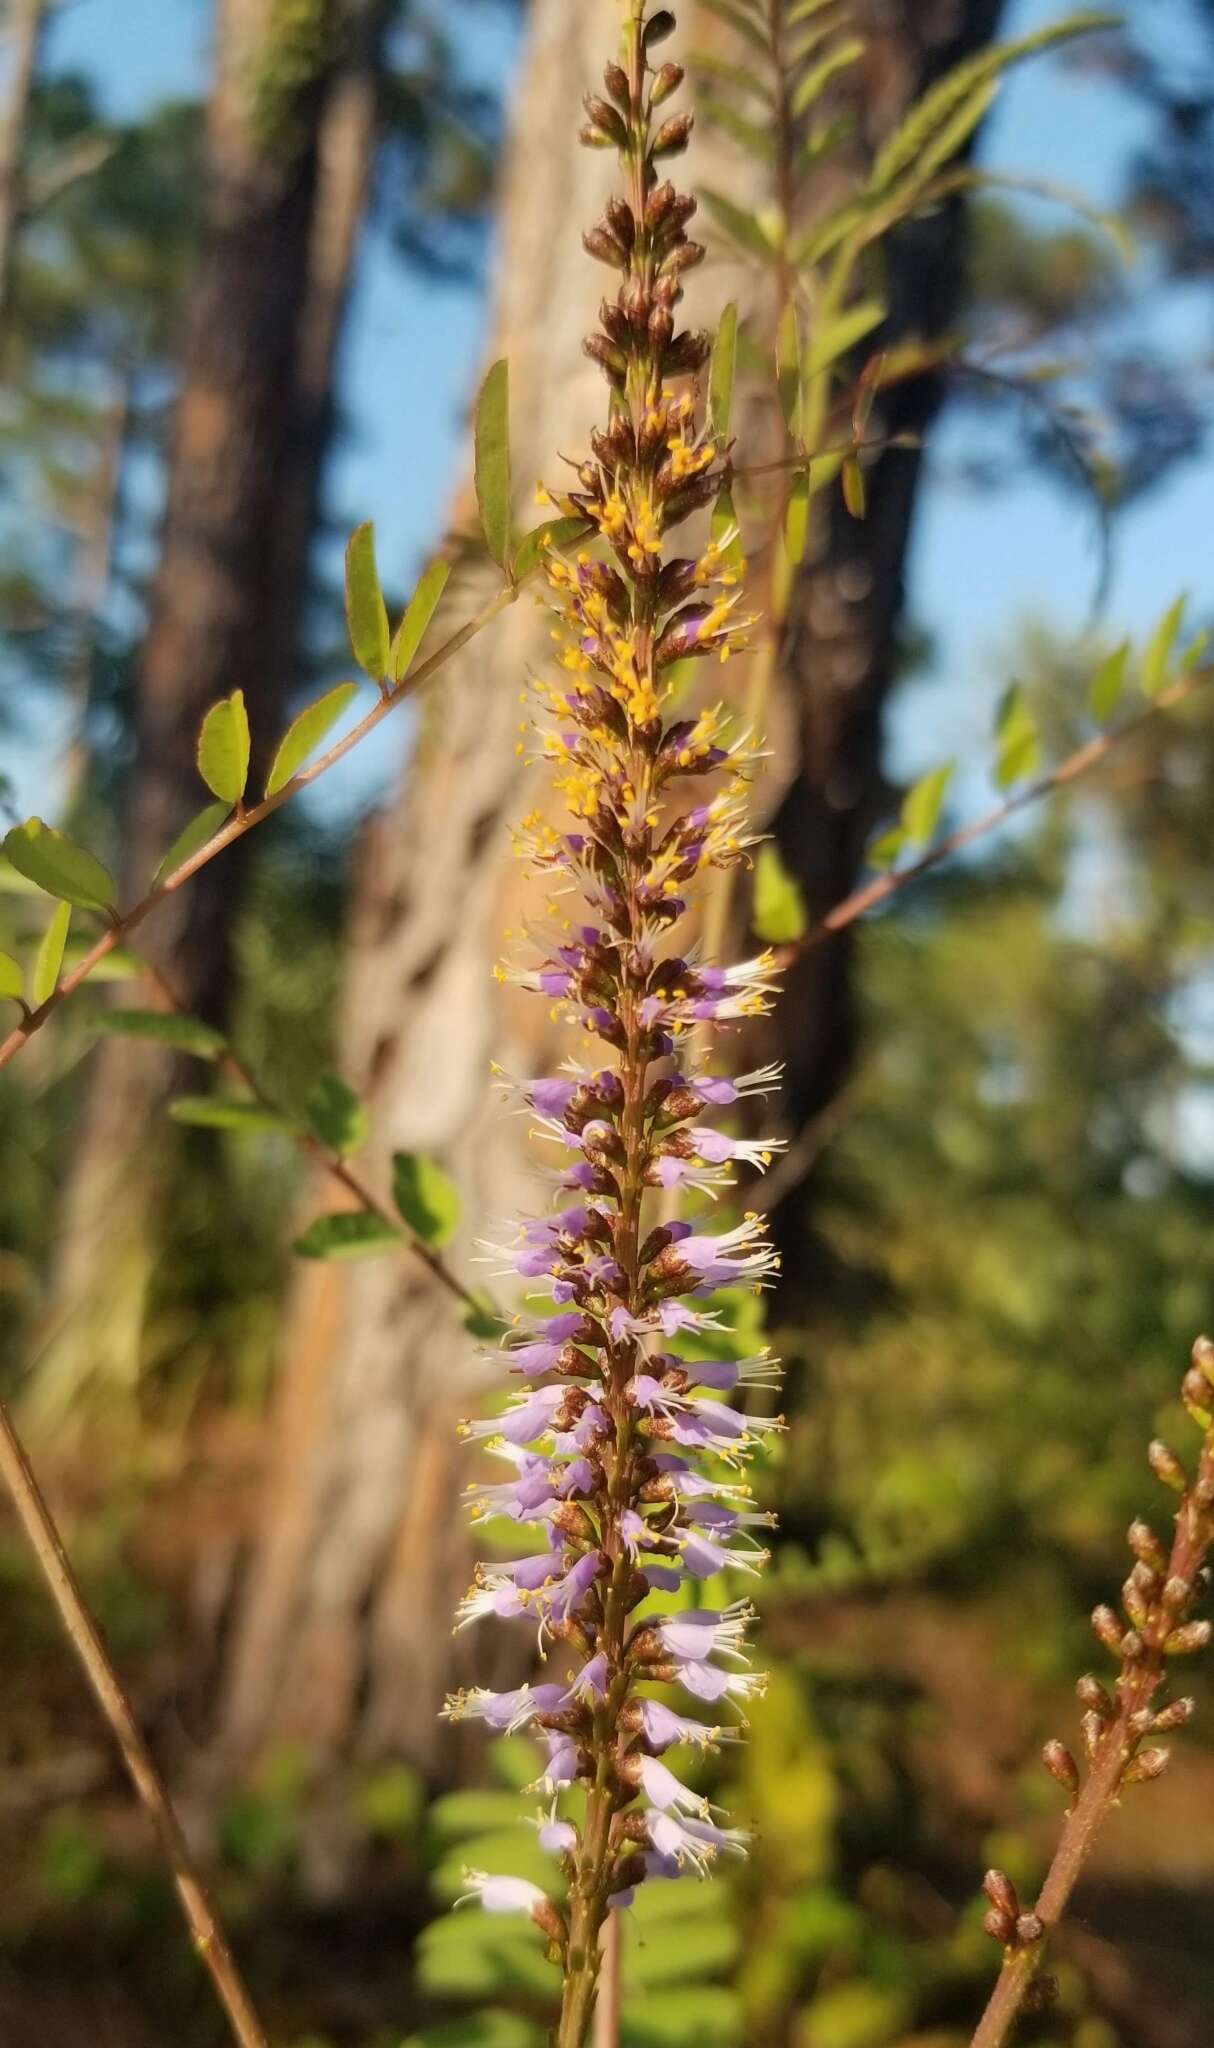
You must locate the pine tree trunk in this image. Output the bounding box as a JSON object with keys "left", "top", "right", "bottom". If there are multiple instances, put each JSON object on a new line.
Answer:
{"left": 30, "top": 0, "right": 382, "bottom": 1425}
{"left": 218, "top": 0, "right": 1003, "bottom": 1775}
{"left": 0, "top": 0, "right": 45, "bottom": 340}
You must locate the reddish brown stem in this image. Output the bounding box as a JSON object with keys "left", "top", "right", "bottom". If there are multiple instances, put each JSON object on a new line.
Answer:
{"left": 0, "top": 1402, "right": 270, "bottom": 2048}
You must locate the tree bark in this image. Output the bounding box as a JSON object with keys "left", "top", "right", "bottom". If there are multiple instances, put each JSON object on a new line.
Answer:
{"left": 218, "top": 0, "right": 1004, "bottom": 1777}
{"left": 30, "top": 0, "right": 383, "bottom": 1425}
{"left": 0, "top": 0, "right": 46, "bottom": 342}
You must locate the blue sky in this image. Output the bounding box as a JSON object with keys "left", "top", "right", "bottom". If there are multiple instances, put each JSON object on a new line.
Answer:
{"left": 10, "top": 0, "right": 1214, "bottom": 822}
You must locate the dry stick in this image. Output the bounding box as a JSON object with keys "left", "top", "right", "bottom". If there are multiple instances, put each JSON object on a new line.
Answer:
{"left": 135, "top": 953, "right": 491, "bottom": 1322}
{"left": 777, "top": 662, "right": 1212, "bottom": 969}
{"left": 592, "top": 1913, "right": 622, "bottom": 2048}
{"left": 970, "top": 1340, "right": 1214, "bottom": 2048}
{"left": 0, "top": 1402, "right": 270, "bottom": 2048}
{"left": 0, "top": 562, "right": 543, "bottom": 1072}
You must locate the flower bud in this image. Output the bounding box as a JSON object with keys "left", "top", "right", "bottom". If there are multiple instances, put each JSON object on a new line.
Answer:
{"left": 1076, "top": 1672, "right": 1115, "bottom": 1718}
{"left": 1015, "top": 1913, "right": 1044, "bottom": 1946}
{"left": 643, "top": 10, "right": 677, "bottom": 48}
{"left": 652, "top": 61, "right": 684, "bottom": 104}
{"left": 983, "top": 1869, "right": 1019, "bottom": 1921}
{"left": 1122, "top": 1746, "right": 1170, "bottom": 1784}
{"left": 1128, "top": 1519, "right": 1168, "bottom": 1573}
{"left": 1091, "top": 1604, "right": 1123, "bottom": 1653}
{"left": 583, "top": 334, "right": 628, "bottom": 386}
{"left": 1164, "top": 1619, "right": 1212, "bottom": 1655}
{"left": 603, "top": 61, "right": 631, "bottom": 109}
{"left": 1193, "top": 1333, "right": 1214, "bottom": 1388}
{"left": 1150, "top": 1696, "right": 1195, "bottom": 1731}
{"left": 583, "top": 95, "right": 627, "bottom": 148}
{"left": 983, "top": 1907, "right": 1015, "bottom": 1945}
{"left": 1080, "top": 1710, "right": 1105, "bottom": 1761}
{"left": 583, "top": 227, "right": 627, "bottom": 269}
{"left": 1162, "top": 1573, "right": 1192, "bottom": 1612}
{"left": 1042, "top": 1739, "right": 1080, "bottom": 1800}
{"left": 1122, "top": 1574, "right": 1150, "bottom": 1629}
{"left": 1148, "top": 1439, "right": 1187, "bottom": 1492}
{"left": 1182, "top": 1369, "right": 1213, "bottom": 1425}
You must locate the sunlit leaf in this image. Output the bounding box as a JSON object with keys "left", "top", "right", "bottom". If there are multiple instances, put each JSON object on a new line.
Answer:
{"left": 776, "top": 301, "right": 800, "bottom": 434}
{"left": 196, "top": 690, "right": 251, "bottom": 805}
{"left": 753, "top": 843, "right": 807, "bottom": 943}
{"left": 391, "top": 560, "right": 450, "bottom": 684}
{"left": 867, "top": 824, "right": 907, "bottom": 869}
{"left": 512, "top": 515, "right": 588, "bottom": 581}
{"left": 841, "top": 454, "right": 866, "bottom": 518}
{"left": 0, "top": 951, "right": 24, "bottom": 1002}
{"left": 784, "top": 470, "right": 810, "bottom": 566}
{"left": 345, "top": 521, "right": 391, "bottom": 680}
{"left": 710, "top": 485, "right": 745, "bottom": 577}
{"left": 169, "top": 1095, "right": 294, "bottom": 1134}
{"left": 94, "top": 1009, "right": 227, "bottom": 1059}
{"left": 393, "top": 1151, "right": 461, "bottom": 1248}
{"left": 294, "top": 1210, "right": 404, "bottom": 1260}
{"left": 1178, "top": 628, "right": 1211, "bottom": 672}
{"left": 152, "top": 799, "right": 232, "bottom": 887}
{"left": 697, "top": 94, "right": 774, "bottom": 160}
{"left": 709, "top": 302, "right": 738, "bottom": 440}
{"left": 1141, "top": 593, "right": 1186, "bottom": 699}
{"left": 265, "top": 683, "right": 359, "bottom": 797}
{"left": 3, "top": 818, "right": 116, "bottom": 911}
{"left": 463, "top": 1291, "right": 507, "bottom": 1341}
{"left": 306, "top": 1073, "right": 369, "bottom": 1158}
{"left": 700, "top": 0, "right": 769, "bottom": 54}
{"left": 475, "top": 359, "right": 512, "bottom": 568}
{"left": 1086, "top": 640, "right": 1129, "bottom": 722}
{"left": 993, "top": 683, "right": 1041, "bottom": 788}
{"left": 900, "top": 761, "right": 954, "bottom": 847}
{"left": 31, "top": 900, "right": 71, "bottom": 1007}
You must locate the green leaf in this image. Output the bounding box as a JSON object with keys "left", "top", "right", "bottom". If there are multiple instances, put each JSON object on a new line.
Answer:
{"left": 169, "top": 1096, "right": 294, "bottom": 1134}
{"left": 993, "top": 684, "right": 1041, "bottom": 789}
{"left": 94, "top": 1010, "right": 227, "bottom": 1060}
{"left": 870, "top": 16, "right": 1115, "bottom": 195}
{"left": 700, "top": 186, "right": 775, "bottom": 261}
{"left": 305, "top": 1072, "right": 369, "bottom": 1158}
{"left": 708, "top": 302, "right": 738, "bottom": 440}
{"left": 151, "top": 800, "right": 232, "bottom": 887}
{"left": 776, "top": 301, "right": 800, "bottom": 434}
{"left": 700, "top": 0, "right": 769, "bottom": 54}
{"left": 710, "top": 485, "right": 745, "bottom": 578}
{"left": 1141, "top": 593, "right": 1186, "bottom": 698}
{"left": 841, "top": 454, "right": 866, "bottom": 518}
{"left": 2, "top": 818, "right": 116, "bottom": 911}
{"left": 31, "top": 900, "right": 71, "bottom": 1007}
{"left": 392, "top": 1151, "right": 461, "bottom": 1248}
{"left": 804, "top": 297, "right": 885, "bottom": 378}
{"left": 390, "top": 560, "right": 451, "bottom": 683}
{"left": 265, "top": 682, "right": 359, "bottom": 797}
{"left": 784, "top": 470, "right": 810, "bottom": 567}
{"left": 867, "top": 824, "right": 907, "bottom": 869}
{"left": 697, "top": 93, "right": 774, "bottom": 161}
{"left": 1179, "top": 628, "right": 1210, "bottom": 672}
{"left": 197, "top": 690, "right": 251, "bottom": 805}
{"left": 0, "top": 951, "right": 24, "bottom": 1002}
{"left": 463, "top": 1291, "right": 507, "bottom": 1341}
{"left": 475, "top": 359, "right": 512, "bottom": 568}
{"left": 345, "top": 521, "right": 391, "bottom": 680}
{"left": 791, "top": 36, "right": 865, "bottom": 117}
{"left": 900, "top": 760, "right": 954, "bottom": 847}
{"left": 512, "top": 515, "right": 591, "bottom": 582}
{"left": 1086, "top": 640, "right": 1129, "bottom": 722}
{"left": 753, "top": 843, "right": 807, "bottom": 944}
{"left": 294, "top": 1211, "right": 404, "bottom": 1261}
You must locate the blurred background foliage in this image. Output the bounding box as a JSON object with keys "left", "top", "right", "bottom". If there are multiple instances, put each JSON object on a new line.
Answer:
{"left": 1, "top": 1, "right": 1213, "bottom": 2046}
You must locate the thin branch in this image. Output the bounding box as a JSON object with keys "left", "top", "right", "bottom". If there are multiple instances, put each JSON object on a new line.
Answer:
{"left": 135, "top": 952, "right": 491, "bottom": 1322}
{"left": 969, "top": 1336, "right": 1214, "bottom": 2048}
{"left": 592, "top": 1913, "right": 621, "bottom": 2048}
{"left": 0, "top": 562, "right": 537, "bottom": 1072}
{"left": 0, "top": 1401, "right": 270, "bottom": 2048}
{"left": 778, "top": 664, "right": 1211, "bottom": 968}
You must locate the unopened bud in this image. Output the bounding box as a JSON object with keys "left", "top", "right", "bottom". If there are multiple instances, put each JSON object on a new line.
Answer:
{"left": 1162, "top": 1573, "right": 1192, "bottom": 1612}
{"left": 1091, "top": 1604, "right": 1123, "bottom": 1653}
{"left": 1128, "top": 1520, "right": 1168, "bottom": 1573}
{"left": 549, "top": 1501, "right": 595, "bottom": 1543}
{"left": 643, "top": 9, "right": 677, "bottom": 46}
{"left": 1122, "top": 1575, "right": 1150, "bottom": 1628}
{"left": 1042, "top": 1740, "right": 1080, "bottom": 1800}
{"left": 1081, "top": 1710, "right": 1105, "bottom": 1761}
{"left": 1122, "top": 1746, "right": 1170, "bottom": 1785}
{"left": 1192, "top": 1334, "right": 1214, "bottom": 1388}
{"left": 603, "top": 61, "right": 630, "bottom": 108}
{"left": 652, "top": 113, "right": 693, "bottom": 159}
{"left": 1164, "top": 1619, "right": 1212, "bottom": 1655}
{"left": 1181, "top": 1369, "right": 1213, "bottom": 1425}
{"left": 605, "top": 197, "right": 635, "bottom": 249}
{"left": 583, "top": 95, "right": 627, "bottom": 147}
{"left": 1120, "top": 1628, "right": 1145, "bottom": 1662}
{"left": 983, "top": 1907, "right": 1015, "bottom": 1945}
{"left": 1149, "top": 1439, "right": 1187, "bottom": 1492}
{"left": 583, "top": 334, "right": 627, "bottom": 384}
{"left": 583, "top": 227, "right": 627, "bottom": 269}
{"left": 1151, "top": 1696, "right": 1196, "bottom": 1731}
{"left": 1015, "top": 1913, "right": 1045, "bottom": 1946}
{"left": 652, "top": 61, "right": 685, "bottom": 104}
{"left": 1077, "top": 1673, "right": 1115, "bottom": 1718}
{"left": 983, "top": 1869, "right": 1019, "bottom": 1921}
